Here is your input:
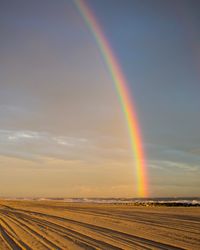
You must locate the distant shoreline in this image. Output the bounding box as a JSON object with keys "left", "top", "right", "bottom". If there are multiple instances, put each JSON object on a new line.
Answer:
{"left": 1, "top": 197, "right": 199, "bottom": 206}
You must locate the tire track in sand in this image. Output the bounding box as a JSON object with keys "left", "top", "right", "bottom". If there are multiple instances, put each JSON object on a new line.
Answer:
{"left": 2, "top": 206, "right": 184, "bottom": 250}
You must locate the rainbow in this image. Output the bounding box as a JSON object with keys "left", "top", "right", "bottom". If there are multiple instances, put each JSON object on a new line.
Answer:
{"left": 74, "top": 0, "right": 148, "bottom": 197}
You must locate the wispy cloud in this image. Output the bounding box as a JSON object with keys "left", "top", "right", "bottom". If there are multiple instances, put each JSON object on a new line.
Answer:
{"left": 149, "top": 160, "right": 200, "bottom": 172}
{"left": 188, "top": 148, "right": 200, "bottom": 155}
{"left": 0, "top": 129, "right": 42, "bottom": 141}
{"left": 53, "top": 136, "right": 87, "bottom": 147}
{"left": 0, "top": 129, "right": 89, "bottom": 162}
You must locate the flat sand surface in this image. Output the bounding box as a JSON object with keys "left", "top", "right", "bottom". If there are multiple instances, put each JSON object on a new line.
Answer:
{"left": 0, "top": 200, "right": 199, "bottom": 249}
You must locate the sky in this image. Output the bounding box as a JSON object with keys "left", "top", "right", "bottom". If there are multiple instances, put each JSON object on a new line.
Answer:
{"left": 0, "top": 0, "right": 200, "bottom": 197}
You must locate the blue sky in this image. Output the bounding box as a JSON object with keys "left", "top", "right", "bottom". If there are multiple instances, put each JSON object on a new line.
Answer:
{"left": 0, "top": 0, "right": 199, "bottom": 197}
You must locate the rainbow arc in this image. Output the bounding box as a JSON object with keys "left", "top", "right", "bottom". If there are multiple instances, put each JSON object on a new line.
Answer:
{"left": 75, "top": 0, "right": 148, "bottom": 197}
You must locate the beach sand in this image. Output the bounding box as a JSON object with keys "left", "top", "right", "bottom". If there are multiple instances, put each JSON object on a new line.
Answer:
{"left": 0, "top": 200, "right": 199, "bottom": 249}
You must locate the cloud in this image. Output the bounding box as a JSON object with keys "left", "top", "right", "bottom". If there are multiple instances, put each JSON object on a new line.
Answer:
{"left": 0, "top": 129, "right": 130, "bottom": 165}
{"left": 0, "top": 129, "right": 88, "bottom": 144}
{"left": 145, "top": 142, "right": 200, "bottom": 169}
{"left": 188, "top": 148, "right": 200, "bottom": 155}
{"left": 149, "top": 159, "right": 200, "bottom": 172}
{"left": 53, "top": 136, "right": 87, "bottom": 147}
{"left": 0, "top": 129, "right": 90, "bottom": 162}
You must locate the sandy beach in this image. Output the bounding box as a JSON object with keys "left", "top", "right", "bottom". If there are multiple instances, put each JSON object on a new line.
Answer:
{"left": 0, "top": 200, "right": 199, "bottom": 249}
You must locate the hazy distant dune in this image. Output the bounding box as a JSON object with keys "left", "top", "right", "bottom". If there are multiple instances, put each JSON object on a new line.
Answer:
{"left": 0, "top": 200, "right": 199, "bottom": 249}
